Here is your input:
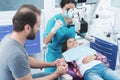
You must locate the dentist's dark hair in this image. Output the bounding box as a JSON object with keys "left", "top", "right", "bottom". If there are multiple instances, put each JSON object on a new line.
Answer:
{"left": 60, "top": 0, "right": 77, "bottom": 8}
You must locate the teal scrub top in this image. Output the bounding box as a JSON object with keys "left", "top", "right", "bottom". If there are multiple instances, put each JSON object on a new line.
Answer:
{"left": 43, "top": 13, "right": 83, "bottom": 61}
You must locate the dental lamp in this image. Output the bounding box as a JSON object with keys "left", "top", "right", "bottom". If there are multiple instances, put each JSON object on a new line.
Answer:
{"left": 67, "top": 7, "right": 88, "bottom": 33}
{"left": 67, "top": 0, "right": 100, "bottom": 34}
{"left": 75, "top": 0, "right": 100, "bottom": 36}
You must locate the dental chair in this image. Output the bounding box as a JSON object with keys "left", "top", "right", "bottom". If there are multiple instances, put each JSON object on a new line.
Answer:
{"left": 90, "top": 37, "right": 118, "bottom": 70}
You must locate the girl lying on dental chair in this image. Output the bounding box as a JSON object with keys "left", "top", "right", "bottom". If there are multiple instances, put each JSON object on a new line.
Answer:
{"left": 62, "top": 38, "right": 120, "bottom": 80}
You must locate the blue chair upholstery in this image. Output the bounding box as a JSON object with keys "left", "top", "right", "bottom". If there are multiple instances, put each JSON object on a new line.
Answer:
{"left": 90, "top": 37, "right": 118, "bottom": 70}
{"left": 0, "top": 25, "right": 12, "bottom": 41}
{"left": 0, "top": 25, "right": 41, "bottom": 54}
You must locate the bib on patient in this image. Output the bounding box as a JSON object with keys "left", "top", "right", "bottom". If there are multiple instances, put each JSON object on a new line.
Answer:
{"left": 62, "top": 44, "right": 96, "bottom": 62}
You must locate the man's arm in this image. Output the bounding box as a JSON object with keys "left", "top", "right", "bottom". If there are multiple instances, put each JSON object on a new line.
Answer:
{"left": 16, "top": 64, "right": 68, "bottom": 80}
{"left": 28, "top": 56, "right": 56, "bottom": 68}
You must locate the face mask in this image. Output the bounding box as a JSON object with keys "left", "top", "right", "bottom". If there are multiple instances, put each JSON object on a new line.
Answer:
{"left": 64, "top": 10, "right": 72, "bottom": 19}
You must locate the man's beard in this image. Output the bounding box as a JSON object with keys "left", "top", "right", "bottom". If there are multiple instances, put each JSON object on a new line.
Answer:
{"left": 27, "top": 30, "right": 36, "bottom": 40}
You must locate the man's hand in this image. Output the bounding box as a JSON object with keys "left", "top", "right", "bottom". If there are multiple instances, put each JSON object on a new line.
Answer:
{"left": 51, "top": 58, "right": 66, "bottom": 67}
{"left": 55, "top": 63, "right": 68, "bottom": 76}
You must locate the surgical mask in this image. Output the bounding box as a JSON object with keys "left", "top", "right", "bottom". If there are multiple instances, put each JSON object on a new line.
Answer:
{"left": 64, "top": 10, "right": 72, "bottom": 19}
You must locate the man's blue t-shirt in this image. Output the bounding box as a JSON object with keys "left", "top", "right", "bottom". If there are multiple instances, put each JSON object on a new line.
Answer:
{"left": 0, "top": 35, "right": 30, "bottom": 80}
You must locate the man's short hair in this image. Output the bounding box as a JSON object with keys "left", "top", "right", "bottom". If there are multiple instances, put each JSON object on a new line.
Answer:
{"left": 12, "top": 4, "right": 41, "bottom": 32}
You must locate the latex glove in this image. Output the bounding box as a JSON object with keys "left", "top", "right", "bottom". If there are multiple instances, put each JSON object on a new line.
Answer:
{"left": 72, "top": 18, "right": 80, "bottom": 32}
{"left": 51, "top": 19, "right": 63, "bottom": 34}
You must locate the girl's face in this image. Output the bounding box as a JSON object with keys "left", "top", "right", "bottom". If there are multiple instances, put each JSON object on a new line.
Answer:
{"left": 67, "top": 38, "right": 79, "bottom": 49}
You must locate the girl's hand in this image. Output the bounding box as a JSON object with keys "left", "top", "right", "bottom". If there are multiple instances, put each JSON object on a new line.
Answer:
{"left": 82, "top": 54, "right": 96, "bottom": 64}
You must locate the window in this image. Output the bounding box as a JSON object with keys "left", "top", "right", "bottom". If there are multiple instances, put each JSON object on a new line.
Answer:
{"left": 55, "top": 0, "right": 61, "bottom": 8}
{"left": 0, "top": 0, "right": 44, "bottom": 11}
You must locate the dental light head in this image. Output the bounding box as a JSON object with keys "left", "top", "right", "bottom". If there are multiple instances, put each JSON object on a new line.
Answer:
{"left": 67, "top": 7, "right": 86, "bottom": 19}
{"left": 67, "top": 8, "right": 88, "bottom": 33}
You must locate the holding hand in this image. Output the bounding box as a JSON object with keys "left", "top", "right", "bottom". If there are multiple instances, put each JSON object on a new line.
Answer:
{"left": 51, "top": 19, "right": 63, "bottom": 34}
{"left": 55, "top": 62, "right": 68, "bottom": 76}
{"left": 53, "top": 58, "right": 68, "bottom": 76}
{"left": 56, "top": 58, "right": 66, "bottom": 66}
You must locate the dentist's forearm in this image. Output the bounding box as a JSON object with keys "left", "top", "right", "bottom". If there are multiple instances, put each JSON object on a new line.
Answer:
{"left": 43, "top": 32, "right": 55, "bottom": 44}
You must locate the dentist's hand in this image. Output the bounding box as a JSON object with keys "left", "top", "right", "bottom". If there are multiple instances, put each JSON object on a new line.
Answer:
{"left": 51, "top": 19, "right": 63, "bottom": 34}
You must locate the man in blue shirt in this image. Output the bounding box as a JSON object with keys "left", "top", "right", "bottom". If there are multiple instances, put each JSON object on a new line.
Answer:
{"left": 0, "top": 4, "right": 68, "bottom": 80}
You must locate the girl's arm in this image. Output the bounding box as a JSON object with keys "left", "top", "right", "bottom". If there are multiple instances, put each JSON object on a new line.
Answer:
{"left": 82, "top": 54, "right": 96, "bottom": 64}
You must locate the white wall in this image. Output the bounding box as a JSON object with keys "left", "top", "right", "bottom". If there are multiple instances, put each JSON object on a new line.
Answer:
{"left": 0, "top": 11, "right": 15, "bottom": 25}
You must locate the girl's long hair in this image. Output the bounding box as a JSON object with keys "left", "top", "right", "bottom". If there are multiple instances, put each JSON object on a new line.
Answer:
{"left": 62, "top": 40, "right": 68, "bottom": 53}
